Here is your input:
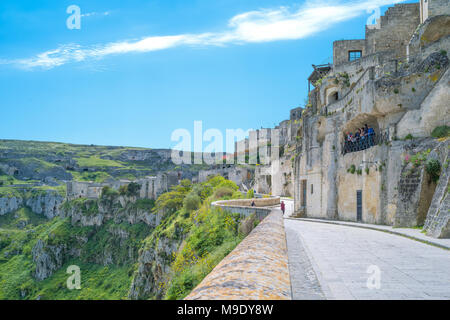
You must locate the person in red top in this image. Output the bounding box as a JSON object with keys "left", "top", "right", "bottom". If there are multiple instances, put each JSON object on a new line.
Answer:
{"left": 281, "top": 201, "right": 285, "bottom": 214}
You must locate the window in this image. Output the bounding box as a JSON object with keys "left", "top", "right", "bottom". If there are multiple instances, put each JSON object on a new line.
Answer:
{"left": 311, "top": 184, "right": 314, "bottom": 194}
{"left": 349, "top": 50, "right": 362, "bottom": 61}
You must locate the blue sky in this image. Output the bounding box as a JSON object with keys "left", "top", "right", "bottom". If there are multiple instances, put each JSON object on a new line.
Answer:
{"left": 0, "top": 0, "right": 415, "bottom": 150}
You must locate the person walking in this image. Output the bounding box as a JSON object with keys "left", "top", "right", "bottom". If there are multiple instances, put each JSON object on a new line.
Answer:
{"left": 281, "top": 201, "right": 286, "bottom": 214}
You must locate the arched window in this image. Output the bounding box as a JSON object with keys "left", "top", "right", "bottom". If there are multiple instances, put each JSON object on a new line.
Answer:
{"left": 327, "top": 90, "right": 339, "bottom": 104}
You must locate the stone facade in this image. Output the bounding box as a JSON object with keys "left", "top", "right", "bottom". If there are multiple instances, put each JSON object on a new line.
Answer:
{"left": 365, "top": 3, "right": 420, "bottom": 58}
{"left": 198, "top": 165, "right": 254, "bottom": 190}
{"left": 232, "top": 108, "right": 302, "bottom": 197}
{"left": 420, "top": 0, "right": 450, "bottom": 23}
{"left": 333, "top": 39, "right": 366, "bottom": 66}
{"left": 290, "top": 3, "right": 450, "bottom": 238}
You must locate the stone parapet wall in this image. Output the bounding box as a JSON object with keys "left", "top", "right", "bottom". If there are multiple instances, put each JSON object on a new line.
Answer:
{"left": 212, "top": 197, "right": 280, "bottom": 221}
{"left": 215, "top": 197, "right": 280, "bottom": 207}
{"left": 185, "top": 210, "right": 291, "bottom": 300}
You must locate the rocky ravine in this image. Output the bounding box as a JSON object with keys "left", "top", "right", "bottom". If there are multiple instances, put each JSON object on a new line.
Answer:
{"left": 24, "top": 193, "right": 180, "bottom": 300}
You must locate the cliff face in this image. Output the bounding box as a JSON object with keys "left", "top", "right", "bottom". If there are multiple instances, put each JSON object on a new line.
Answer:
{"left": 129, "top": 235, "right": 181, "bottom": 300}
{"left": 0, "top": 196, "right": 22, "bottom": 216}
{"left": 32, "top": 239, "right": 66, "bottom": 281}
{"left": 0, "top": 190, "right": 64, "bottom": 219}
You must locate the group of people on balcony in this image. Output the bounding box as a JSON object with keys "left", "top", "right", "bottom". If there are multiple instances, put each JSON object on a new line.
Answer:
{"left": 344, "top": 124, "right": 376, "bottom": 154}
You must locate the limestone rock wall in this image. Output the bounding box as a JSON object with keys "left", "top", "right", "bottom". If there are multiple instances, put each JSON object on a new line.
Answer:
{"left": 0, "top": 190, "right": 64, "bottom": 219}
{"left": 32, "top": 239, "right": 67, "bottom": 281}
{"left": 128, "top": 236, "right": 180, "bottom": 300}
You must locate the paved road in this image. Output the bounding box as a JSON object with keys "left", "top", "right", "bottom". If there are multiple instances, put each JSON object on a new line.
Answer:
{"left": 281, "top": 200, "right": 450, "bottom": 300}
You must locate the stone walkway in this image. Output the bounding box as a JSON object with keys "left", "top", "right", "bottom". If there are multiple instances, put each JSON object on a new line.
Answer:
{"left": 281, "top": 200, "right": 450, "bottom": 300}
{"left": 294, "top": 217, "right": 450, "bottom": 250}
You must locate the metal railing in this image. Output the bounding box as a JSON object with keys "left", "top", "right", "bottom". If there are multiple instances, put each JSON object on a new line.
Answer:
{"left": 342, "top": 130, "right": 390, "bottom": 155}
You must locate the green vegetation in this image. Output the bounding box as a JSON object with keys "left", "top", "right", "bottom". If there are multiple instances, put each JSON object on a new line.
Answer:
{"left": 165, "top": 207, "right": 243, "bottom": 300}
{"left": 119, "top": 182, "right": 140, "bottom": 197}
{"left": 425, "top": 159, "right": 441, "bottom": 183}
{"left": 0, "top": 186, "right": 23, "bottom": 198}
{"left": 0, "top": 139, "right": 252, "bottom": 300}
{"left": 404, "top": 133, "right": 414, "bottom": 140}
{"left": 247, "top": 189, "right": 255, "bottom": 199}
{"left": 404, "top": 149, "right": 431, "bottom": 167}
{"left": 76, "top": 156, "right": 123, "bottom": 168}
{"left": 348, "top": 164, "right": 356, "bottom": 174}
{"left": 71, "top": 171, "right": 112, "bottom": 183}
{"left": 0, "top": 175, "right": 248, "bottom": 300}
{"left": 0, "top": 207, "right": 47, "bottom": 230}
{"left": 431, "top": 126, "right": 450, "bottom": 139}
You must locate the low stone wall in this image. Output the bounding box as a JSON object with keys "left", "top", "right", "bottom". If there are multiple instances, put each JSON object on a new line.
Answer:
{"left": 212, "top": 197, "right": 280, "bottom": 220}
{"left": 185, "top": 210, "right": 291, "bottom": 300}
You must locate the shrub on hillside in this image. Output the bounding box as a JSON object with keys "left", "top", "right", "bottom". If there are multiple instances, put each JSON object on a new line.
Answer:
{"left": 126, "top": 182, "right": 141, "bottom": 197}
{"left": 431, "top": 126, "right": 450, "bottom": 139}
{"left": 217, "top": 179, "right": 239, "bottom": 191}
{"left": 426, "top": 159, "right": 441, "bottom": 183}
{"left": 118, "top": 182, "right": 141, "bottom": 197}
{"left": 207, "top": 175, "right": 227, "bottom": 188}
{"left": 183, "top": 193, "right": 201, "bottom": 212}
{"left": 213, "top": 187, "right": 234, "bottom": 199}
{"left": 101, "top": 186, "right": 118, "bottom": 199}
{"left": 247, "top": 189, "right": 255, "bottom": 199}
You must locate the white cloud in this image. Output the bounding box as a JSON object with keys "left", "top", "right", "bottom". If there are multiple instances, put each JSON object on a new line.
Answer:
{"left": 3, "top": 0, "right": 406, "bottom": 70}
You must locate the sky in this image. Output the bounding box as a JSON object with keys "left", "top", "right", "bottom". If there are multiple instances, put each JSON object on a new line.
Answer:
{"left": 0, "top": 0, "right": 416, "bottom": 151}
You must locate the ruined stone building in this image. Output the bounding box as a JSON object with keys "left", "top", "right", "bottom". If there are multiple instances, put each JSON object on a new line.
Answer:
{"left": 291, "top": 1, "right": 449, "bottom": 238}
{"left": 66, "top": 171, "right": 180, "bottom": 200}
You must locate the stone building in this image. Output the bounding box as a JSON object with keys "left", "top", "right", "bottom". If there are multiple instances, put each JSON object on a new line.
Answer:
{"left": 66, "top": 171, "right": 180, "bottom": 200}
{"left": 291, "top": 1, "right": 449, "bottom": 238}
{"left": 231, "top": 108, "right": 303, "bottom": 197}
{"left": 198, "top": 165, "right": 254, "bottom": 190}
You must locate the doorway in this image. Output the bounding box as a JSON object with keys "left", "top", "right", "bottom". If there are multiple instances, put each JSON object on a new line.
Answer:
{"left": 356, "top": 190, "right": 362, "bottom": 222}
{"left": 301, "top": 180, "right": 307, "bottom": 207}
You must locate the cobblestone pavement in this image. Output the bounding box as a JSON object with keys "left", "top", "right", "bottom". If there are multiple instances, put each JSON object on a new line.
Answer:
{"left": 282, "top": 200, "right": 450, "bottom": 300}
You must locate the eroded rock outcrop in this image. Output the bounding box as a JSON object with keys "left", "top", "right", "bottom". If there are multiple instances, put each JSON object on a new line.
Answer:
{"left": 26, "top": 191, "right": 64, "bottom": 219}
{"left": 128, "top": 236, "right": 180, "bottom": 300}
{"left": 0, "top": 196, "right": 22, "bottom": 215}
{"left": 0, "top": 190, "right": 64, "bottom": 218}
{"left": 31, "top": 239, "right": 66, "bottom": 281}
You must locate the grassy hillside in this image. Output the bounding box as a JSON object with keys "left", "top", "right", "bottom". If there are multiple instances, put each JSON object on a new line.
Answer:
{"left": 0, "top": 175, "right": 252, "bottom": 300}
{"left": 0, "top": 139, "right": 210, "bottom": 187}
